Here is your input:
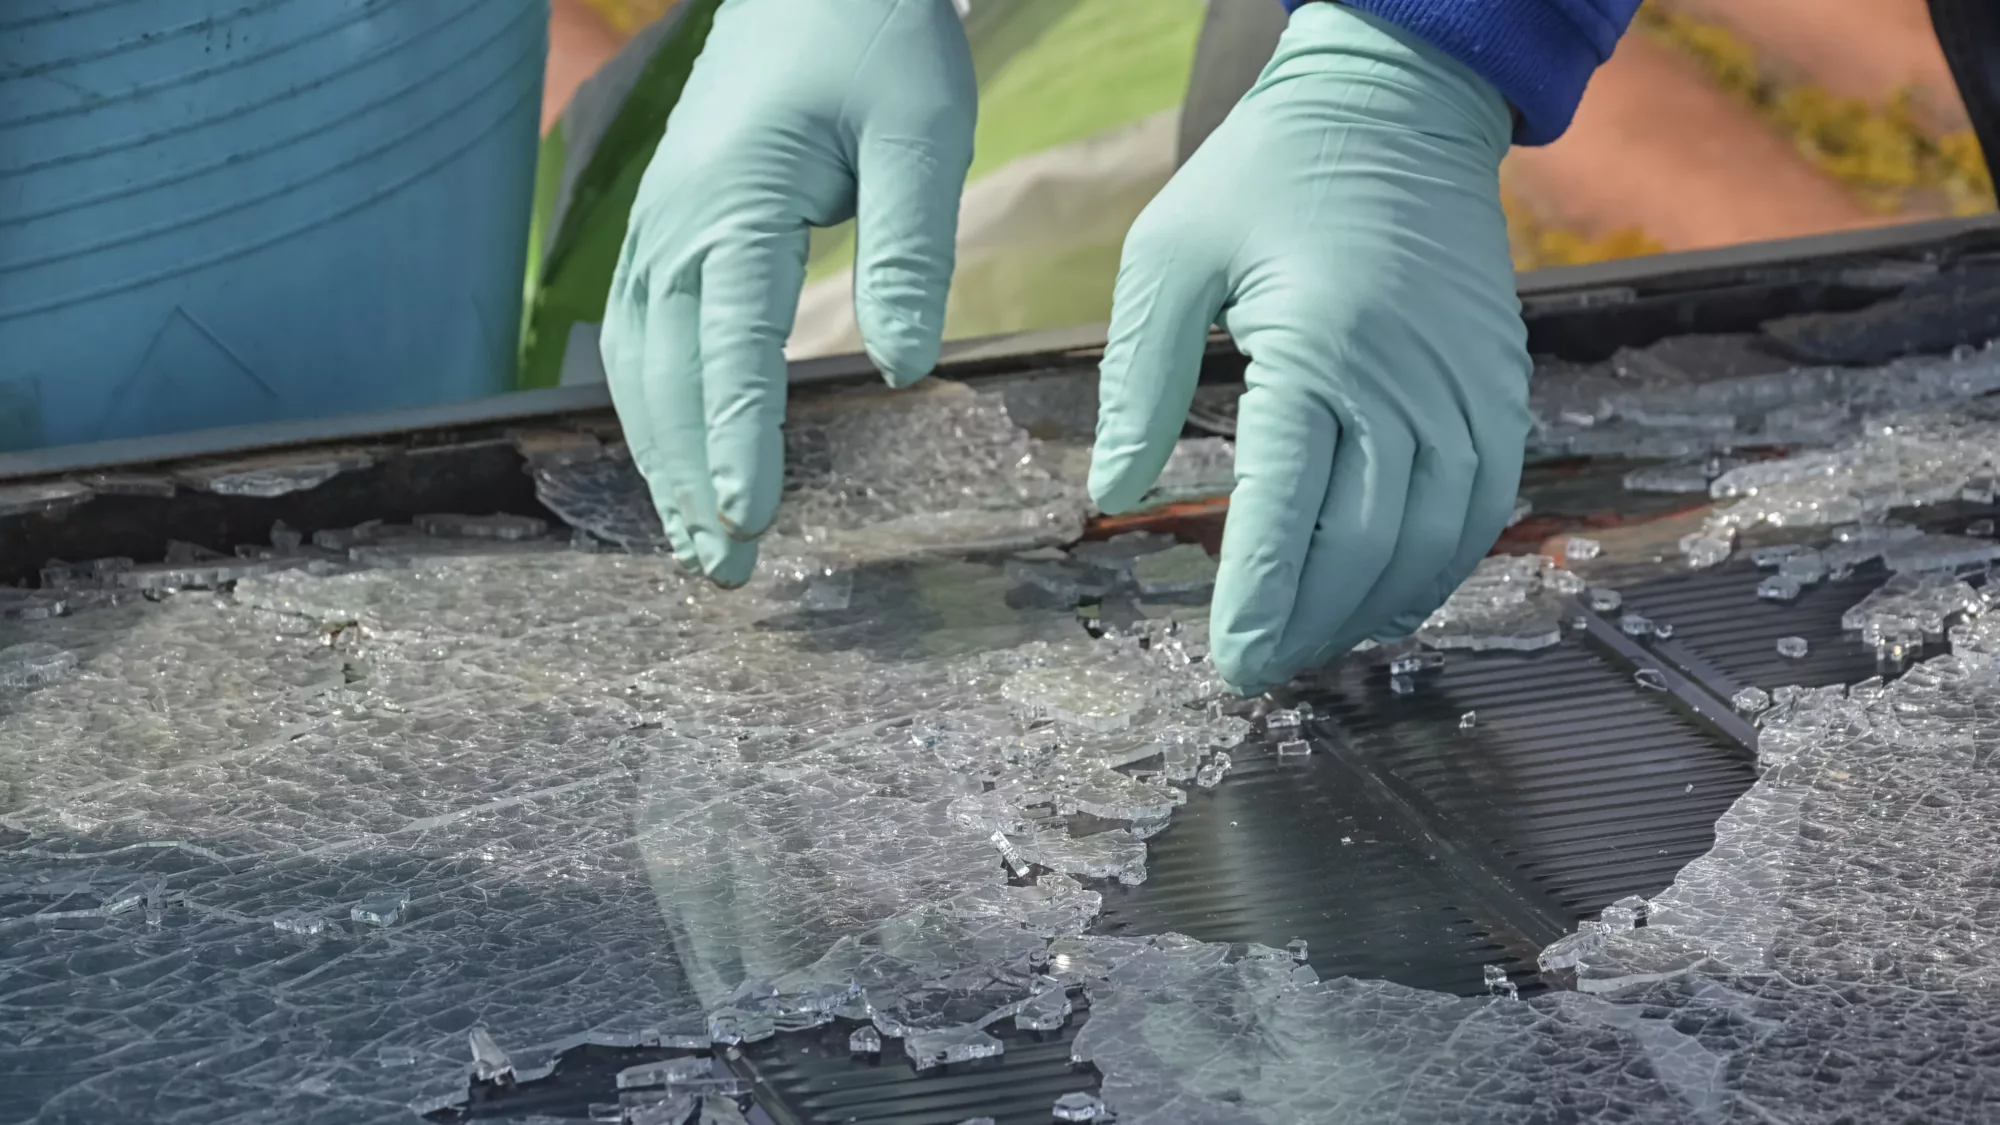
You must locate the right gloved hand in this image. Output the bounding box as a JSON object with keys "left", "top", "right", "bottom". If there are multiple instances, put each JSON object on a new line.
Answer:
{"left": 601, "top": 0, "right": 977, "bottom": 586}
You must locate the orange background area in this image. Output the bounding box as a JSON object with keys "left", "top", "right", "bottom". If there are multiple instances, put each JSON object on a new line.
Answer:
{"left": 542, "top": 0, "right": 1988, "bottom": 274}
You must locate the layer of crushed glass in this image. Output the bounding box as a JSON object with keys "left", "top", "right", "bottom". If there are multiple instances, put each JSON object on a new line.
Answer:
{"left": 5, "top": 370, "right": 2000, "bottom": 1123}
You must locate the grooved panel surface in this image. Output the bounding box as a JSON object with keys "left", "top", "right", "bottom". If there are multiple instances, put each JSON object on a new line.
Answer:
{"left": 1300, "top": 641, "right": 1757, "bottom": 923}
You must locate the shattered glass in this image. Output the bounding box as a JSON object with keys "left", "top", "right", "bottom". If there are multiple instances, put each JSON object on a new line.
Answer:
{"left": 1142, "top": 437, "right": 1234, "bottom": 505}
{"left": 1683, "top": 406, "right": 2000, "bottom": 568}
{"left": 178, "top": 449, "right": 376, "bottom": 498}
{"left": 0, "top": 384, "right": 1258, "bottom": 1124}
{"left": 1534, "top": 331, "right": 2000, "bottom": 460}
{"left": 1412, "top": 554, "right": 1577, "bottom": 653}
{"left": 20, "top": 324, "right": 2000, "bottom": 1124}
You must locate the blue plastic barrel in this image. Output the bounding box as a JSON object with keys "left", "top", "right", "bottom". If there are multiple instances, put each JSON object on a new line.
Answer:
{"left": 0, "top": 0, "right": 547, "bottom": 451}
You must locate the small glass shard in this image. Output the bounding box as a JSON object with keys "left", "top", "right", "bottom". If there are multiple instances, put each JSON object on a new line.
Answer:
{"left": 413, "top": 512, "right": 548, "bottom": 541}
{"left": 1633, "top": 668, "right": 1668, "bottom": 691}
{"left": 1601, "top": 895, "right": 1648, "bottom": 932}
{"left": 1586, "top": 588, "right": 1622, "bottom": 613}
{"left": 350, "top": 889, "right": 409, "bottom": 928}
{"left": 1563, "top": 536, "right": 1602, "bottom": 561}
{"left": 1731, "top": 686, "right": 1771, "bottom": 714}
{"left": 617, "top": 1057, "right": 712, "bottom": 1090}
{"left": 1458, "top": 710, "right": 1477, "bottom": 731}
{"left": 1387, "top": 675, "right": 1414, "bottom": 696}
{"left": 272, "top": 911, "right": 327, "bottom": 937}
{"left": 1482, "top": 964, "right": 1518, "bottom": 1000}
{"left": 1052, "top": 1092, "right": 1109, "bottom": 1122}
{"left": 801, "top": 570, "right": 854, "bottom": 611}
{"left": 1778, "top": 549, "right": 1828, "bottom": 585}
{"left": 1131, "top": 543, "right": 1218, "bottom": 599}
{"left": 1776, "top": 635, "right": 1810, "bottom": 659}
{"left": 1013, "top": 989, "right": 1073, "bottom": 1032}
{"left": 1193, "top": 752, "right": 1232, "bottom": 789}
{"left": 1286, "top": 937, "right": 1308, "bottom": 962}
{"left": 850, "top": 1026, "right": 883, "bottom": 1055}
{"left": 1617, "top": 613, "right": 1652, "bottom": 637}
{"left": 1756, "top": 575, "right": 1802, "bottom": 603}
{"left": 990, "top": 830, "right": 1032, "bottom": 878}
{"left": 1275, "top": 738, "right": 1310, "bottom": 757}
{"left": 468, "top": 1026, "right": 514, "bottom": 1084}
{"left": 1264, "top": 708, "right": 1301, "bottom": 731}
{"left": 903, "top": 1025, "right": 1003, "bottom": 1070}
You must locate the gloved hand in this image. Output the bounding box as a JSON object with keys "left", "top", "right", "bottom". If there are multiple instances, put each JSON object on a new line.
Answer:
{"left": 1090, "top": 3, "right": 1532, "bottom": 695}
{"left": 601, "top": 0, "right": 975, "bottom": 586}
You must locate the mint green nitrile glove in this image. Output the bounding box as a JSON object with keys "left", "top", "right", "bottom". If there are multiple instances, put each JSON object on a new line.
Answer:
{"left": 1091, "top": 3, "right": 1532, "bottom": 695}
{"left": 601, "top": 0, "right": 975, "bottom": 586}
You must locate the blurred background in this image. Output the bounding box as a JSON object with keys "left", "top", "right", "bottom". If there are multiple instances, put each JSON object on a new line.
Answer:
{"left": 540, "top": 0, "right": 1995, "bottom": 366}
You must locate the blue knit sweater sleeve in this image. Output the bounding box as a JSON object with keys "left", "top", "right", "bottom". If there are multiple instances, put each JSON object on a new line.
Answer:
{"left": 1280, "top": 0, "right": 1641, "bottom": 145}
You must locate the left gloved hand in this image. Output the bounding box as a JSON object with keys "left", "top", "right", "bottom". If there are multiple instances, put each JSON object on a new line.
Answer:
{"left": 1089, "top": 2, "right": 1533, "bottom": 695}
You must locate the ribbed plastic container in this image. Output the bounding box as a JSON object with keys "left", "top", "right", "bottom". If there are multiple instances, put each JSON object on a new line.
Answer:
{"left": 0, "top": 0, "right": 547, "bottom": 451}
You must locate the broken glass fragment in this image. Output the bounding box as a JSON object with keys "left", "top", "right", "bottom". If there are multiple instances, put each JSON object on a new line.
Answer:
{"left": 467, "top": 1027, "right": 514, "bottom": 1084}
{"left": 801, "top": 569, "right": 853, "bottom": 612}
{"left": 1193, "top": 752, "right": 1232, "bottom": 789}
{"left": 617, "top": 1057, "right": 713, "bottom": 1090}
{"left": 1633, "top": 668, "right": 1668, "bottom": 691}
{"left": 1586, "top": 588, "right": 1622, "bottom": 613}
{"left": 0, "top": 479, "right": 93, "bottom": 518}
{"left": 1731, "top": 686, "right": 1770, "bottom": 714}
{"left": 1617, "top": 613, "right": 1652, "bottom": 638}
{"left": 1275, "top": 738, "right": 1310, "bottom": 757}
{"left": 1005, "top": 557, "right": 1113, "bottom": 604}
{"left": 1458, "top": 711, "right": 1476, "bottom": 731}
{"left": 1415, "top": 554, "right": 1570, "bottom": 651}
{"left": 1775, "top": 635, "right": 1810, "bottom": 658}
{"left": 414, "top": 513, "right": 549, "bottom": 541}
{"left": 1537, "top": 920, "right": 1607, "bottom": 972}
{"left": 350, "top": 888, "right": 409, "bottom": 928}
{"left": 1051, "top": 1091, "right": 1109, "bottom": 1122}
{"left": 849, "top": 1025, "right": 883, "bottom": 1055}
{"left": 1601, "top": 895, "right": 1647, "bottom": 933}
{"left": 1652, "top": 621, "right": 1675, "bottom": 639}
{"left": 1563, "top": 536, "right": 1602, "bottom": 561}
{"left": 1387, "top": 675, "right": 1414, "bottom": 696}
{"left": 1750, "top": 544, "right": 1808, "bottom": 568}
{"left": 1678, "top": 532, "right": 1733, "bottom": 569}
{"left": 625, "top": 1094, "right": 699, "bottom": 1125}
{"left": 990, "top": 830, "right": 1032, "bottom": 878}
{"left": 1286, "top": 938, "right": 1308, "bottom": 962}
{"left": 1842, "top": 572, "right": 1982, "bottom": 639}
{"left": 1130, "top": 543, "right": 1217, "bottom": 599}
{"left": 182, "top": 451, "right": 373, "bottom": 497}
{"left": 531, "top": 448, "right": 670, "bottom": 551}
{"left": 272, "top": 911, "right": 328, "bottom": 937}
{"left": 1013, "top": 989, "right": 1073, "bottom": 1032}
{"left": 706, "top": 1009, "right": 776, "bottom": 1046}
{"left": 903, "top": 1025, "right": 1003, "bottom": 1070}
{"left": 1003, "top": 666, "right": 1150, "bottom": 733}
{"left": 1481, "top": 964, "right": 1518, "bottom": 1000}
{"left": 1755, "top": 575, "right": 1801, "bottom": 603}
{"left": 0, "top": 642, "right": 77, "bottom": 688}
{"left": 1143, "top": 438, "right": 1234, "bottom": 504}
{"left": 1264, "top": 708, "right": 1301, "bottom": 731}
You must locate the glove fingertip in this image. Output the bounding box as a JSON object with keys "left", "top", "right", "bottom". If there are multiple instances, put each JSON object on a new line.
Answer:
{"left": 853, "top": 270, "right": 947, "bottom": 384}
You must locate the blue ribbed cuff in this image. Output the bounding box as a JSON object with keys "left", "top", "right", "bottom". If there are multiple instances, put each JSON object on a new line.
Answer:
{"left": 1280, "top": 0, "right": 1636, "bottom": 145}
